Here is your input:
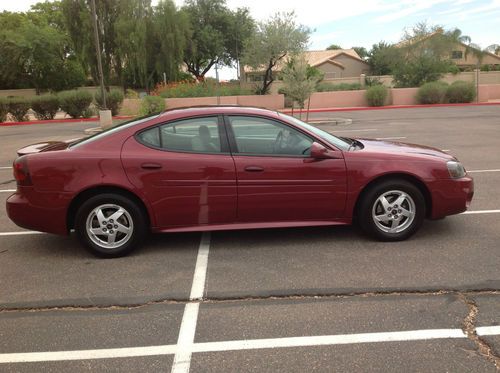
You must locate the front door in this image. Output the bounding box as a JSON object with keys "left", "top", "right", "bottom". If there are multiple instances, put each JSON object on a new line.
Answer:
{"left": 226, "top": 115, "right": 347, "bottom": 222}
{"left": 121, "top": 115, "right": 237, "bottom": 228}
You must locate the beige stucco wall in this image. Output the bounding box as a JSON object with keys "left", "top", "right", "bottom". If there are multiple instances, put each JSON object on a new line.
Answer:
{"left": 316, "top": 61, "right": 344, "bottom": 79}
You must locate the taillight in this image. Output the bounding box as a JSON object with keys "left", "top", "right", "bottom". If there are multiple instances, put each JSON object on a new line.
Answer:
{"left": 13, "top": 157, "right": 33, "bottom": 186}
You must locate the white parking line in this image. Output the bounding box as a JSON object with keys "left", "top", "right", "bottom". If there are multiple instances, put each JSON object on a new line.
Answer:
{"left": 468, "top": 169, "right": 500, "bottom": 173}
{"left": 171, "top": 232, "right": 211, "bottom": 373}
{"left": 3, "top": 326, "right": 500, "bottom": 364}
{"left": 0, "top": 189, "right": 15, "bottom": 193}
{"left": 0, "top": 167, "right": 12, "bottom": 170}
{"left": 462, "top": 209, "right": 500, "bottom": 215}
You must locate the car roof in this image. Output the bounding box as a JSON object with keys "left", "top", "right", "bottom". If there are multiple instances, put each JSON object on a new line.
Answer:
{"left": 157, "top": 105, "right": 280, "bottom": 119}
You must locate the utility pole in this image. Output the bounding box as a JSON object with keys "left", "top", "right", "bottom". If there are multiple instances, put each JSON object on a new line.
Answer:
{"left": 91, "top": 0, "right": 107, "bottom": 109}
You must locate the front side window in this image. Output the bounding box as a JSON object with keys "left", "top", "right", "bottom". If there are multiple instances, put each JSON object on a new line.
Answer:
{"left": 228, "top": 116, "right": 313, "bottom": 156}
{"left": 451, "top": 50, "right": 463, "bottom": 59}
{"left": 137, "top": 116, "right": 223, "bottom": 153}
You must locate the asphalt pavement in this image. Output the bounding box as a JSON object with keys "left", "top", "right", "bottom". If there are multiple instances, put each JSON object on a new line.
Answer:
{"left": 1, "top": 106, "right": 500, "bottom": 372}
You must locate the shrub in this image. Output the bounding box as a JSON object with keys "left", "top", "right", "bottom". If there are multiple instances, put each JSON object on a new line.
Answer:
{"left": 30, "top": 95, "right": 60, "bottom": 120}
{"left": 58, "top": 90, "right": 93, "bottom": 118}
{"left": 316, "top": 82, "right": 362, "bottom": 92}
{"left": 446, "top": 81, "right": 476, "bottom": 103}
{"left": 7, "top": 97, "right": 31, "bottom": 122}
{"left": 365, "top": 85, "right": 388, "bottom": 107}
{"left": 447, "top": 64, "right": 460, "bottom": 75}
{"left": 95, "top": 89, "right": 124, "bottom": 116}
{"left": 125, "top": 89, "right": 139, "bottom": 99}
{"left": 154, "top": 81, "right": 252, "bottom": 98}
{"left": 364, "top": 76, "right": 383, "bottom": 87}
{"left": 416, "top": 81, "right": 448, "bottom": 104}
{"left": 0, "top": 98, "right": 8, "bottom": 123}
{"left": 139, "top": 96, "right": 165, "bottom": 116}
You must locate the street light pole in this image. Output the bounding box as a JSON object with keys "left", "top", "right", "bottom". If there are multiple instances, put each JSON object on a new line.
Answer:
{"left": 91, "top": 0, "right": 107, "bottom": 109}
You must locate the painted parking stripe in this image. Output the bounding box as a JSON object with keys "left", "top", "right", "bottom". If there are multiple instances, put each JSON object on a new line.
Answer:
{"left": 171, "top": 232, "right": 211, "bottom": 373}
{"left": 462, "top": 210, "right": 500, "bottom": 214}
{"left": 6, "top": 326, "right": 500, "bottom": 364}
{"left": 0, "top": 189, "right": 15, "bottom": 193}
{"left": 0, "top": 231, "right": 44, "bottom": 236}
{"left": 468, "top": 169, "right": 500, "bottom": 173}
{"left": 191, "top": 328, "right": 467, "bottom": 354}
{"left": 0, "top": 167, "right": 12, "bottom": 170}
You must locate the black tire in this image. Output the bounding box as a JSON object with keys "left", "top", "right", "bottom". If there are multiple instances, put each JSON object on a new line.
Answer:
{"left": 358, "top": 179, "right": 426, "bottom": 241}
{"left": 75, "top": 193, "right": 147, "bottom": 258}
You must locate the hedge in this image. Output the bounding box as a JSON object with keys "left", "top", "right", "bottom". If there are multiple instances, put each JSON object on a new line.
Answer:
{"left": 7, "top": 97, "right": 31, "bottom": 122}
{"left": 416, "top": 81, "right": 448, "bottom": 104}
{"left": 95, "top": 89, "right": 124, "bottom": 116}
{"left": 446, "top": 81, "right": 476, "bottom": 103}
{"left": 365, "top": 85, "right": 388, "bottom": 107}
{"left": 139, "top": 96, "right": 165, "bottom": 116}
{"left": 0, "top": 98, "right": 7, "bottom": 123}
{"left": 31, "top": 94, "right": 60, "bottom": 120}
{"left": 58, "top": 90, "right": 93, "bottom": 118}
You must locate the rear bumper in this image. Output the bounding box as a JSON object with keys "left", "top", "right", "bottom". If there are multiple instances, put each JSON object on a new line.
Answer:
{"left": 429, "top": 176, "right": 474, "bottom": 219}
{"left": 6, "top": 190, "right": 68, "bottom": 235}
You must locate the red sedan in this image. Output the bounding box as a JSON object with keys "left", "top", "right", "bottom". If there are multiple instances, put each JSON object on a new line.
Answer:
{"left": 7, "top": 106, "right": 473, "bottom": 257}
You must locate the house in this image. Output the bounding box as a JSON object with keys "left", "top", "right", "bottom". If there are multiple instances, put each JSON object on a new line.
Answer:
{"left": 242, "top": 49, "right": 371, "bottom": 83}
{"left": 396, "top": 32, "right": 500, "bottom": 69}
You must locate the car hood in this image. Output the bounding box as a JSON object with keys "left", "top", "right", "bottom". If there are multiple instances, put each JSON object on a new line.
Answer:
{"left": 356, "top": 138, "right": 454, "bottom": 160}
{"left": 16, "top": 138, "right": 81, "bottom": 157}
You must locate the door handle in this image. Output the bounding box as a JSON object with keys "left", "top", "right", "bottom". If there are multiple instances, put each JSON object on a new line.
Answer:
{"left": 244, "top": 166, "right": 264, "bottom": 172}
{"left": 141, "top": 163, "right": 162, "bottom": 170}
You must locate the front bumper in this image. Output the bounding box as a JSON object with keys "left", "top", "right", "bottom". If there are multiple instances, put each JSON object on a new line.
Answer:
{"left": 429, "top": 176, "right": 474, "bottom": 219}
{"left": 6, "top": 190, "right": 68, "bottom": 235}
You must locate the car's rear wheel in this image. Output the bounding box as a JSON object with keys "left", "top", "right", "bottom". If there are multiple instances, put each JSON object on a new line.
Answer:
{"left": 75, "top": 194, "right": 146, "bottom": 258}
{"left": 358, "top": 179, "right": 426, "bottom": 241}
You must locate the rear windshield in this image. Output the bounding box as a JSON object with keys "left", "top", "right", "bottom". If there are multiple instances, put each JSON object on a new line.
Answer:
{"left": 70, "top": 113, "right": 160, "bottom": 148}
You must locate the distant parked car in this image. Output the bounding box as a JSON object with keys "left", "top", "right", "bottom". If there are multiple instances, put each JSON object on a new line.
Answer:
{"left": 7, "top": 106, "right": 473, "bottom": 257}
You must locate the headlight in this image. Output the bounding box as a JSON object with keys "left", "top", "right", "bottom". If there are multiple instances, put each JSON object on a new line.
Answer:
{"left": 447, "top": 161, "right": 466, "bottom": 179}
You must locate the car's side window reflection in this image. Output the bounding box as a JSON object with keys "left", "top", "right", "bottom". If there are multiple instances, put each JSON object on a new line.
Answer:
{"left": 137, "top": 117, "right": 222, "bottom": 153}
{"left": 228, "top": 116, "right": 313, "bottom": 156}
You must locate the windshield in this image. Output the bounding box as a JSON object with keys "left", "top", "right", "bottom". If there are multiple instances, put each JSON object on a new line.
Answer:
{"left": 70, "top": 113, "right": 160, "bottom": 148}
{"left": 278, "top": 113, "right": 351, "bottom": 151}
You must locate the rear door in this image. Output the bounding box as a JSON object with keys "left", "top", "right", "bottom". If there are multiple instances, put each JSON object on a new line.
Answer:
{"left": 225, "top": 115, "right": 347, "bottom": 222}
{"left": 121, "top": 115, "right": 237, "bottom": 228}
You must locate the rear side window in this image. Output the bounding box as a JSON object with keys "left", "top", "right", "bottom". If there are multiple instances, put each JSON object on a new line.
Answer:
{"left": 137, "top": 116, "right": 224, "bottom": 154}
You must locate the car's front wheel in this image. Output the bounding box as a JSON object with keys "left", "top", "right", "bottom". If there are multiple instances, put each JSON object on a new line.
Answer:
{"left": 75, "top": 194, "right": 146, "bottom": 258}
{"left": 358, "top": 179, "right": 426, "bottom": 241}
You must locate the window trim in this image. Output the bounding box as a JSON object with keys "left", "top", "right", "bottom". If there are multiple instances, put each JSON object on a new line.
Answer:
{"left": 223, "top": 114, "right": 318, "bottom": 158}
{"left": 134, "top": 114, "right": 230, "bottom": 155}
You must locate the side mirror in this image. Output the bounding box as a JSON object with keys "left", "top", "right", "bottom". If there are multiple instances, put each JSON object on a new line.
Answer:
{"left": 309, "top": 142, "right": 342, "bottom": 159}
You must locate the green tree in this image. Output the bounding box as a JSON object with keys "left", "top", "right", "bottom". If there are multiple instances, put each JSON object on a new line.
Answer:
{"left": 182, "top": 0, "right": 254, "bottom": 81}
{"left": 392, "top": 55, "right": 450, "bottom": 87}
{"left": 243, "top": 12, "right": 310, "bottom": 95}
{"left": 368, "top": 42, "right": 402, "bottom": 75}
{"left": 0, "top": 8, "right": 85, "bottom": 91}
{"left": 352, "top": 46, "right": 368, "bottom": 59}
{"left": 281, "top": 55, "right": 321, "bottom": 117}
{"left": 326, "top": 44, "right": 342, "bottom": 50}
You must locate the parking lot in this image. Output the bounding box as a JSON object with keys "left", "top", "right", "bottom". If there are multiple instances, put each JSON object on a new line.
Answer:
{"left": 1, "top": 105, "right": 500, "bottom": 372}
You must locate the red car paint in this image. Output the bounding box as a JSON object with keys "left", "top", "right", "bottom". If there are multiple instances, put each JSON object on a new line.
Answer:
{"left": 6, "top": 106, "right": 474, "bottom": 235}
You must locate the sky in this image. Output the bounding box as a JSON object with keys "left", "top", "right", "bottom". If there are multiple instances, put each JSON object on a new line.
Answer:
{"left": 2, "top": 0, "right": 500, "bottom": 80}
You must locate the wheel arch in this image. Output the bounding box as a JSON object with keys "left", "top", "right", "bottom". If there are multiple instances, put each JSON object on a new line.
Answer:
{"left": 66, "top": 185, "right": 152, "bottom": 232}
{"left": 353, "top": 173, "right": 432, "bottom": 219}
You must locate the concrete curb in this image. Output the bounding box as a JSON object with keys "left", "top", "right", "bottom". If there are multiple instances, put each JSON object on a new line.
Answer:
{"left": 307, "top": 118, "right": 352, "bottom": 126}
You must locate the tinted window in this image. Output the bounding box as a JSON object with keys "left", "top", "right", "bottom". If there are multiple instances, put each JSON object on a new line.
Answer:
{"left": 228, "top": 116, "right": 313, "bottom": 156}
{"left": 138, "top": 117, "right": 222, "bottom": 153}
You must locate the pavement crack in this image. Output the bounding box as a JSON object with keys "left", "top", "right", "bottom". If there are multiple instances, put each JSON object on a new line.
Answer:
{"left": 458, "top": 293, "right": 500, "bottom": 371}
{"left": 1, "top": 288, "right": 500, "bottom": 315}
